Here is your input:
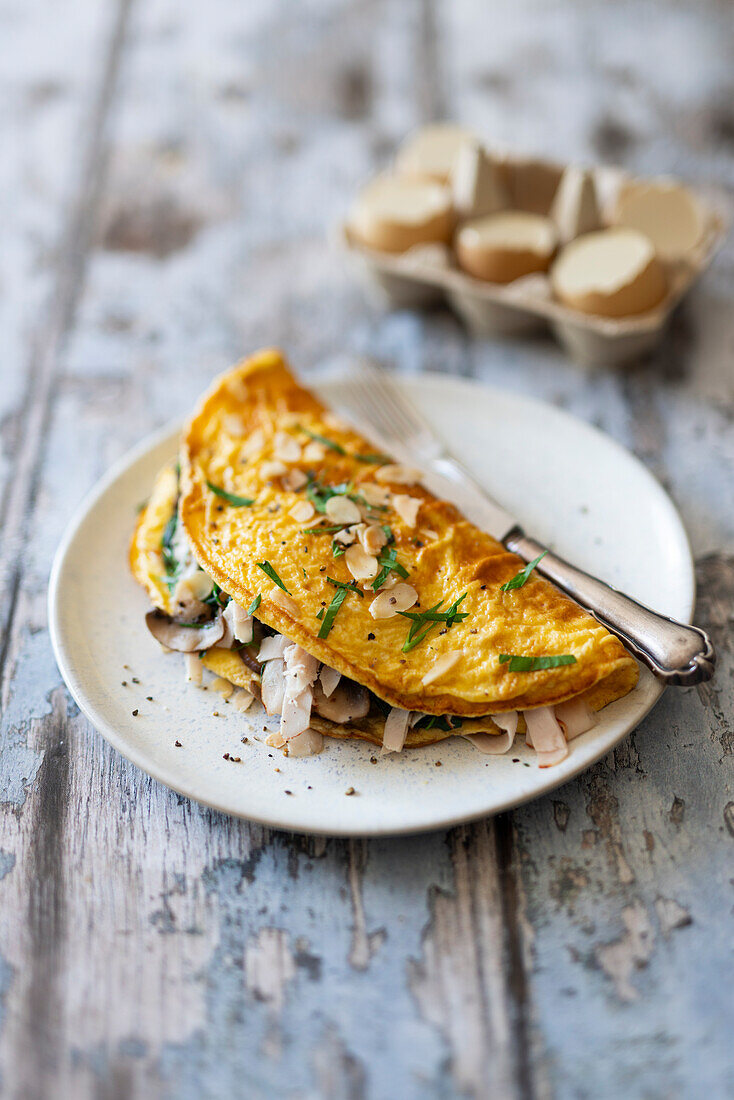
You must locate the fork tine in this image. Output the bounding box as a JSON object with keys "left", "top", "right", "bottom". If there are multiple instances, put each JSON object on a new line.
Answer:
{"left": 346, "top": 358, "right": 437, "bottom": 455}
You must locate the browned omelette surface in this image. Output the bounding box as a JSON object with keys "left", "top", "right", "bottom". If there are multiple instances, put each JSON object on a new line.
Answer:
{"left": 174, "top": 349, "right": 637, "bottom": 716}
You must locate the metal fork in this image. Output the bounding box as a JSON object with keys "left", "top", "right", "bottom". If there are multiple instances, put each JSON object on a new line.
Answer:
{"left": 335, "top": 358, "right": 715, "bottom": 686}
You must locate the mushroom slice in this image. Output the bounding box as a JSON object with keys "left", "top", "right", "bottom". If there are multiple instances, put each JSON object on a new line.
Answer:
{"left": 554, "top": 698, "right": 596, "bottom": 740}
{"left": 145, "top": 609, "right": 225, "bottom": 653}
{"left": 312, "top": 679, "right": 369, "bottom": 723}
{"left": 258, "top": 634, "right": 290, "bottom": 662}
{"left": 319, "top": 664, "right": 341, "bottom": 698}
{"left": 223, "top": 601, "right": 254, "bottom": 644}
{"left": 369, "top": 583, "right": 418, "bottom": 620}
{"left": 462, "top": 712, "right": 518, "bottom": 756}
{"left": 260, "top": 657, "right": 286, "bottom": 715}
{"left": 286, "top": 728, "right": 324, "bottom": 757}
{"left": 281, "top": 644, "right": 319, "bottom": 741}
{"left": 524, "top": 707, "right": 569, "bottom": 767}
{"left": 382, "top": 707, "right": 411, "bottom": 754}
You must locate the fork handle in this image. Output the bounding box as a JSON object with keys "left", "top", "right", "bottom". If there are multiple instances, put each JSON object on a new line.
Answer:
{"left": 505, "top": 530, "right": 715, "bottom": 686}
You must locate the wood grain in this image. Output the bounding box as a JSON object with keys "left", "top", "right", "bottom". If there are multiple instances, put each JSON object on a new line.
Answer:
{"left": 0, "top": 1, "right": 733, "bottom": 1097}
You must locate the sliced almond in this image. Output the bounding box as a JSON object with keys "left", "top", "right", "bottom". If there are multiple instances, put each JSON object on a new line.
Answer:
{"left": 420, "top": 528, "right": 439, "bottom": 541}
{"left": 360, "top": 483, "right": 391, "bottom": 507}
{"left": 272, "top": 431, "right": 302, "bottom": 463}
{"left": 345, "top": 543, "right": 379, "bottom": 582}
{"left": 422, "top": 650, "right": 463, "bottom": 686}
{"left": 392, "top": 494, "right": 421, "bottom": 527}
{"left": 241, "top": 428, "right": 266, "bottom": 460}
{"left": 374, "top": 463, "right": 422, "bottom": 486}
{"left": 223, "top": 413, "right": 246, "bottom": 437}
{"left": 282, "top": 468, "right": 308, "bottom": 492}
{"left": 334, "top": 526, "right": 358, "bottom": 546}
{"left": 270, "top": 589, "right": 299, "bottom": 616}
{"left": 325, "top": 495, "right": 362, "bottom": 525}
{"left": 303, "top": 440, "right": 326, "bottom": 462}
{"left": 174, "top": 571, "right": 215, "bottom": 603}
{"left": 260, "top": 459, "right": 288, "bottom": 480}
{"left": 359, "top": 524, "right": 387, "bottom": 555}
{"left": 290, "top": 500, "right": 315, "bottom": 524}
{"left": 369, "top": 582, "right": 418, "bottom": 619}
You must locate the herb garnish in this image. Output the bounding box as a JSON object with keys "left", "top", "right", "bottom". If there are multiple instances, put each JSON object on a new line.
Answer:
{"left": 355, "top": 453, "right": 391, "bottom": 464}
{"left": 318, "top": 578, "right": 363, "bottom": 638}
{"left": 306, "top": 476, "right": 375, "bottom": 514}
{"left": 206, "top": 481, "right": 254, "bottom": 507}
{"left": 247, "top": 594, "right": 261, "bottom": 615}
{"left": 371, "top": 547, "right": 409, "bottom": 591}
{"left": 161, "top": 512, "right": 179, "bottom": 582}
{"left": 300, "top": 426, "right": 346, "bottom": 454}
{"left": 415, "top": 714, "right": 464, "bottom": 731}
{"left": 302, "top": 524, "right": 350, "bottom": 535}
{"left": 256, "top": 561, "right": 290, "bottom": 593}
{"left": 326, "top": 577, "right": 364, "bottom": 597}
{"left": 399, "top": 593, "right": 468, "bottom": 652}
{"left": 331, "top": 540, "right": 346, "bottom": 558}
{"left": 318, "top": 587, "right": 348, "bottom": 638}
{"left": 381, "top": 524, "right": 394, "bottom": 544}
{"left": 499, "top": 653, "right": 577, "bottom": 671}
{"left": 500, "top": 552, "right": 547, "bottom": 592}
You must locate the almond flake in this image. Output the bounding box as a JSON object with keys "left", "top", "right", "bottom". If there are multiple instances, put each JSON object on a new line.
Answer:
{"left": 290, "top": 500, "right": 315, "bottom": 524}
{"left": 271, "top": 589, "right": 299, "bottom": 616}
{"left": 325, "top": 495, "right": 362, "bottom": 525}
{"left": 241, "top": 428, "right": 266, "bottom": 460}
{"left": 260, "top": 459, "right": 288, "bottom": 480}
{"left": 223, "top": 413, "right": 247, "bottom": 437}
{"left": 422, "top": 650, "right": 463, "bottom": 686}
{"left": 334, "top": 526, "right": 357, "bottom": 546}
{"left": 374, "top": 463, "right": 422, "bottom": 486}
{"left": 303, "top": 441, "right": 326, "bottom": 462}
{"left": 392, "top": 494, "right": 422, "bottom": 527}
{"left": 282, "top": 468, "right": 308, "bottom": 492}
{"left": 369, "top": 583, "right": 418, "bottom": 620}
{"left": 273, "top": 431, "right": 302, "bottom": 463}
{"left": 360, "top": 483, "right": 391, "bottom": 507}
{"left": 211, "top": 676, "right": 235, "bottom": 699}
{"left": 345, "top": 543, "right": 379, "bottom": 581}
{"left": 359, "top": 524, "right": 387, "bottom": 555}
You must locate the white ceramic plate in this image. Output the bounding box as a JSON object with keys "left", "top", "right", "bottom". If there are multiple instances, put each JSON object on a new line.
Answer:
{"left": 49, "top": 375, "right": 694, "bottom": 836}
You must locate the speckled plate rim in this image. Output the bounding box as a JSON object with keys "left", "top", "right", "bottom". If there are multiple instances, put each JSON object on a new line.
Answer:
{"left": 48, "top": 374, "right": 695, "bottom": 836}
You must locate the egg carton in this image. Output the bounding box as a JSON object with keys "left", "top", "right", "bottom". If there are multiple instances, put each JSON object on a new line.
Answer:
{"left": 340, "top": 155, "right": 727, "bottom": 368}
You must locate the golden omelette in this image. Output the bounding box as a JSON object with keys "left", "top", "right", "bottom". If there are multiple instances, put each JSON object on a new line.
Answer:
{"left": 130, "top": 348, "right": 638, "bottom": 763}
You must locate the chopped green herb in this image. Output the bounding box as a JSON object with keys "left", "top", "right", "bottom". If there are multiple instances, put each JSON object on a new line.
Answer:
{"left": 256, "top": 561, "right": 290, "bottom": 593}
{"left": 399, "top": 593, "right": 468, "bottom": 652}
{"left": 326, "top": 576, "right": 364, "bottom": 597}
{"left": 500, "top": 552, "right": 547, "bottom": 592}
{"left": 381, "top": 524, "right": 394, "bottom": 544}
{"left": 354, "top": 453, "right": 391, "bottom": 464}
{"left": 331, "top": 540, "right": 346, "bottom": 558}
{"left": 306, "top": 476, "right": 370, "bottom": 514}
{"left": 303, "top": 523, "right": 350, "bottom": 535}
{"left": 247, "top": 594, "right": 261, "bottom": 615}
{"left": 316, "top": 607, "right": 325, "bottom": 620}
{"left": 318, "top": 586, "right": 348, "bottom": 638}
{"left": 499, "top": 653, "right": 577, "bottom": 671}
{"left": 371, "top": 547, "right": 409, "bottom": 591}
{"left": 161, "top": 512, "right": 179, "bottom": 581}
{"left": 300, "top": 426, "right": 346, "bottom": 454}
{"left": 206, "top": 481, "right": 254, "bottom": 507}
{"left": 202, "top": 581, "right": 225, "bottom": 610}
{"left": 302, "top": 567, "right": 308, "bottom": 581}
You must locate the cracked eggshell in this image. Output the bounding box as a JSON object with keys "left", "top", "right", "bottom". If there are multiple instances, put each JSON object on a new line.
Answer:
{"left": 348, "top": 175, "right": 453, "bottom": 254}
{"left": 550, "top": 165, "right": 601, "bottom": 244}
{"left": 395, "top": 123, "right": 476, "bottom": 184}
{"left": 455, "top": 212, "right": 558, "bottom": 284}
{"left": 612, "top": 179, "right": 706, "bottom": 262}
{"left": 551, "top": 228, "right": 667, "bottom": 318}
{"left": 451, "top": 140, "right": 508, "bottom": 220}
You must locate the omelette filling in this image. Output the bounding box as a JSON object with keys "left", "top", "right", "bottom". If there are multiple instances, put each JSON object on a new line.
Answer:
{"left": 146, "top": 512, "right": 596, "bottom": 763}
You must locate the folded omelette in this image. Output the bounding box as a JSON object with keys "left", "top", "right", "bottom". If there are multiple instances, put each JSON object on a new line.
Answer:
{"left": 130, "top": 349, "right": 638, "bottom": 765}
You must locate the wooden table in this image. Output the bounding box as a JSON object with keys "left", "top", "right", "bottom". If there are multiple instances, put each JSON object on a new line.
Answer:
{"left": 1, "top": 1, "right": 732, "bottom": 1097}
